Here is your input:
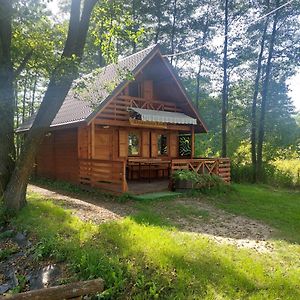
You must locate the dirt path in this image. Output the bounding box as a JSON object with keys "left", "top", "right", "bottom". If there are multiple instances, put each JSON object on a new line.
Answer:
{"left": 28, "top": 185, "right": 275, "bottom": 253}
{"left": 28, "top": 185, "right": 135, "bottom": 224}
{"left": 168, "top": 198, "right": 275, "bottom": 252}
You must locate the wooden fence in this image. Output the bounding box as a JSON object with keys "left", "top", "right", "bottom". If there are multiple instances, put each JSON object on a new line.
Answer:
{"left": 171, "top": 158, "right": 231, "bottom": 182}
{"left": 79, "top": 159, "right": 128, "bottom": 193}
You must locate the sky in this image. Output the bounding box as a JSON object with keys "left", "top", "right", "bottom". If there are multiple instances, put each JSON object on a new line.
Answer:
{"left": 47, "top": 1, "right": 300, "bottom": 112}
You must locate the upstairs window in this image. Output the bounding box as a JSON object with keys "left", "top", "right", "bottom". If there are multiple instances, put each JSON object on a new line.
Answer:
{"left": 129, "top": 82, "right": 142, "bottom": 97}
{"left": 128, "top": 132, "right": 140, "bottom": 156}
{"left": 158, "top": 134, "right": 168, "bottom": 156}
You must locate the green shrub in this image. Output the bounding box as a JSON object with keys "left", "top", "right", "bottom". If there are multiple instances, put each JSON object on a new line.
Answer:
{"left": 172, "top": 170, "right": 228, "bottom": 193}
{"left": 231, "top": 162, "right": 300, "bottom": 189}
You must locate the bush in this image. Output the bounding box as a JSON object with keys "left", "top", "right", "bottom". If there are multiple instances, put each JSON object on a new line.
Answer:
{"left": 172, "top": 170, "right": 228, "bottom": 193}
{"left": 231, "top": 162, "right": 300, "bottom": 189}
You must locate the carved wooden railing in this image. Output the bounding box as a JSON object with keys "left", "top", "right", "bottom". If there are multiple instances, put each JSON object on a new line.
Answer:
{"left": 171, "top": 158, "right": 231, "bottom": 183}
{"left": 79, "top": 159, "right": 128, "bottom": 193}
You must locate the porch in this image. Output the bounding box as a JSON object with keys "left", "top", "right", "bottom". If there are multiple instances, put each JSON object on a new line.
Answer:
{"left": 78, "top": 157, "right": 231, "bottom": 194}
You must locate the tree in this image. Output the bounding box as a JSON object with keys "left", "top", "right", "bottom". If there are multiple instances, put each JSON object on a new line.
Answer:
{"left": 221, "top": 0, "right": 229, "bottom": 158}
{"left": 3, "top": 0, "right": 98, "bottom": 212}
{"left": 0, "top": 0, "right": 15, "bottom": 196}
{"left": 250, "top": 14, "right": 269, "bottom": 182}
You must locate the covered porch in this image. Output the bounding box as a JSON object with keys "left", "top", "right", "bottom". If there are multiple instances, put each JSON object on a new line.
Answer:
{"left": 78, "top": 157, "right": 231, "bottom": 194}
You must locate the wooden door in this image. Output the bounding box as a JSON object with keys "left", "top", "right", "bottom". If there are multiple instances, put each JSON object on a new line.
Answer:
{"left": 142, "top": 130, "right": 150, "bottom": 158}
{"left": 151, "top": 131, "right": 158, "bottom": 158}
{"left": 119, "top": 129, "right": 128, "bottom": 158}
{"left": 94, "top": 128, "right": 113, "bottom": 160}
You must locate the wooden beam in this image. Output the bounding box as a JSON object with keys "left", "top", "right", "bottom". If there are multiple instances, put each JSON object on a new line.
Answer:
{"left": 191, "top": 126, "right": 195, "bottom": 158}
{"left": 1, "top": 278, "right": 104, "bottom": 300}
{"left": 94, "top": 119, "right": 191, "bottom": 131}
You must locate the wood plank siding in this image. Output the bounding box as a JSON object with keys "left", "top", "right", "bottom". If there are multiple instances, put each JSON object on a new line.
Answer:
{"left": 35, "top": 128, "right": 78, "bottom": 183}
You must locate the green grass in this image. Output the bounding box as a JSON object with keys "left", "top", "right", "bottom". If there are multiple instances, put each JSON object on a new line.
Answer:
{"left": 131, "top": 191, "right": 182, "bottom": 201}
{"left": 0, "top": 246, "right": 19, "bottom": 261}
{"left": 208, "top": 184, "right": 300, "bottom": 243}
{"left": 10, "top": 189, "right": 300, "bottom": 299}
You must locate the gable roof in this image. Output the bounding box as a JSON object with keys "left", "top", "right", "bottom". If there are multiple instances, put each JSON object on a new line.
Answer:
{"left": 17, "top": 44, "right": 207, "bottom": 133}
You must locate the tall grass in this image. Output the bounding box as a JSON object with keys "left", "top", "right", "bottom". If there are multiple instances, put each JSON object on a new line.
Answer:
{"left": 231, "top": 160, "right": 300, "bottom": 188}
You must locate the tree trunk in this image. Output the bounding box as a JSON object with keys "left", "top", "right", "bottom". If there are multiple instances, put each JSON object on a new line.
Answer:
{"left": 131, "top": 0, "right": 137, "bottom": 53}
{"left": 154, "top": 0, "right": 162, "bottom": 44}
{"left": 257, "top": 1, "right": 279, "bottom": 180}
{"left": 3, "top": 0, "right": 98, "bottom": 212}
{"left": 221, "top": 0, "right": 229, "bottom": 158}
{"left": 195, "top": 19, "right": 209, "bottom": 109}
{"left": 0, "top": 1, "right": 15, "bottom": 196}
{"left": 22, "top": 75, "right": 28, "bottom": 123}
{"left": 31, "top": 75, "right": 37, "bottom": 115}
{"left": 251, "top": 18, "right": 268, "bottom": 183}
{"left": 170, "top": 0, "right": 177, "bottom": 65}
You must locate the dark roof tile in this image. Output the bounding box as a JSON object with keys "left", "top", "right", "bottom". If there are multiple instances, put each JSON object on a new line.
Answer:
{"left": 17, "top": 45, "right": 157, "bottom": 132}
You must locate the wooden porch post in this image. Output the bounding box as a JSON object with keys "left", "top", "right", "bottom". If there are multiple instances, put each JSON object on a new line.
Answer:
{"left": 191, "top": 126, "right": 195, "bottom": 158}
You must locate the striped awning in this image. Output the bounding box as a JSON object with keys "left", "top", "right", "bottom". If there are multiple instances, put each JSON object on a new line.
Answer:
{"left": 128, "top": 107, "right": 197, "bottom": 125}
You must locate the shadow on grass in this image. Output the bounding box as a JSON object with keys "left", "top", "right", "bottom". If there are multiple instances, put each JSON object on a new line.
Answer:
{"left": 12, "top": 196, "right": 300, "bottom": 299}
{"left": 208, "top": 183, "right": 300, "bottom": 244}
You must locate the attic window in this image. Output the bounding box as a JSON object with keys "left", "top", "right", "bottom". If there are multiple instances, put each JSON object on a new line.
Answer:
{"left": 129, "top": 82, "right": 142, "bottom": 97}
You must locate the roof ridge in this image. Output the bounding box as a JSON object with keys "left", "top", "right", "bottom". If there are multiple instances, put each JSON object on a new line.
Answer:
{"left": 118, "top": 44, "right": 158, "bottom": 63}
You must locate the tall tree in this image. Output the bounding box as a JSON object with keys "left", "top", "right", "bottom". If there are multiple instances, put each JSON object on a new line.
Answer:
{"left": 221, "top": 0, "right": 229, "bottom": 157}
{"left": 257, "top": 0, "right": 280, "bottom": 179}
{"left": 0, "top": 0, "right": 15, "bottom": 195}
{"left": 3, "top": 0, "right": 98, "bottom": 212}
{"left": 250, "top": 16, "right": 269, "bottom": 182}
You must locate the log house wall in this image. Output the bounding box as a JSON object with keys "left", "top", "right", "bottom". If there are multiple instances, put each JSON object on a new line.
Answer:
{"left": 36, "top": 128, "right": 79, "bottom": 183}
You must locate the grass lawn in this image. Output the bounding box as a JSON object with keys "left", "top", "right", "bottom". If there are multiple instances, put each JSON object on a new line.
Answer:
{"left": 7, "top": 184, "right": 300, "bottom": 299}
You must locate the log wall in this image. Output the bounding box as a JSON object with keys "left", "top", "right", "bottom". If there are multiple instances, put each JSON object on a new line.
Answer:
{"left": 35, "top": 128, "right": 79, "bottom": 183}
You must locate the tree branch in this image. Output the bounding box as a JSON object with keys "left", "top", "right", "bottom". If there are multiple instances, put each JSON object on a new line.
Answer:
{"left": 62, "top": 0, "right": 81, "bottom": 57}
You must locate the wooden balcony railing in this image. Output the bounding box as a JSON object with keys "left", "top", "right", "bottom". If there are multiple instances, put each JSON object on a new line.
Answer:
{"left": 79, "top": 159, "right": 128, "bottom": 193}
{"left": 171, "top": 158, "right": 231, "bottom": 182}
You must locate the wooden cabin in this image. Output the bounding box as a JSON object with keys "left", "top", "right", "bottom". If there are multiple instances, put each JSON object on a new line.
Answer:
{"left": 18, "top": 45, "right": 230, "bottom": 194}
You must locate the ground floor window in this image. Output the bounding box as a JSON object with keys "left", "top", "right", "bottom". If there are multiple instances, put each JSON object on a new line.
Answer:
{"left": 158, "top": 134, "right": 168, "bottom": 156}
{"left": 179, "top": 134, "right": 191, "bottom": 157}
{"left": 128, "top": 132, "right": 140, "bottom": 156}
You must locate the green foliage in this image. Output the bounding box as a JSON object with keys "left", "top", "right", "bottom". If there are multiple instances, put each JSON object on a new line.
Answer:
{"left": 231, "top": 161, "right": 300, "bottom": 189}
{"left": 10, "top": 191, "right": 300, "bottom": 299}
{"left": 0, "top": 246, "right": 19, "bottom": 261}
{"left": 172, "top": 170, "right": 225, "bottom": 187}
{"left": 10, "top": 275, "right": 27, "bottom": 294}
{"left": 0, "top": 230, "right": 14, "bottom": 240}
{"left": 0, "top": 202, "right": 10, "bottom": 226}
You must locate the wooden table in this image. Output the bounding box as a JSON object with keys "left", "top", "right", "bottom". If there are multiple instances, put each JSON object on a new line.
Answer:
{"left": 127, "top": 158, "right": 171, "bottom": 181}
